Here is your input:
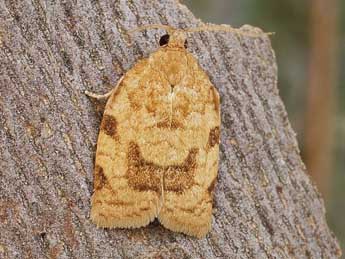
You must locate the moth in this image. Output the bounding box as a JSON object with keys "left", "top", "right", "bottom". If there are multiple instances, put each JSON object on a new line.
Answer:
{"left": 86, "top": 24, "right": 265, "bottom": 238}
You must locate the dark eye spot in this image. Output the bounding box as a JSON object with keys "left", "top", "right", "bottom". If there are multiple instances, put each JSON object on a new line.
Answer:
{"left": 159, "top": 34, "right": 170, "bottom": 46}
{"left": 184, "top": 39, "right": 188, "bottom": 49}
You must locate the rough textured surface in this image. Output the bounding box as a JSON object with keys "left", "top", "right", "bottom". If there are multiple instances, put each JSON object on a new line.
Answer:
{"left": 0, "top": 0, "right": 341, "bottom": 258}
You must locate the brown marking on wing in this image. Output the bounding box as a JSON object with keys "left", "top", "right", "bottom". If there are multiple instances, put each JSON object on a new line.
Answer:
{"left": 126, "top": 142, "right": 198, "bottom": 194}
{"left": 178, "top": 202, "right": 211, "bottom": 217}
{"left": 207, "top": 126, "right": 220, "bottom": 149}
{"left": 209, "top": 86, "right": 220, "bottom": 115}
{"left": 94, "top": 165, "right": 107, "bottom": 190}
{"left": 127, "top": 89, "right": 144, "bottom": 111}
{"left": 156, "top": 119, "right": 184, "bottom": 129}
{"left": 100, "top": 115, "right": 119, "bottom": 140}
{"left": 98, "top": 212, "right": 106, "bottom": 218}
{"left": 163, "top": 196, "right": 211, "bottom": 214}
{"left": 164, "top": 148, "right": 198, "bottom": 193}
{"left": 106, "top": 200, "right": 134, "bottom": 206}
{"left": 96, "top": 151, "right": 112, "bottom": 159}
{"left": 156, "top": 119, "right": 170, "bottom": 129}
{"left": 93, "top": 165, "right": 118, "bottom": 195}
{"left": 208, "top": 177, "right": 217, "bottom": 196}
{"left": 126, "top": 142, "right": 162, "bottom": 193}
{"left": 171, "top": 119, "right": 183, "bottom": 129}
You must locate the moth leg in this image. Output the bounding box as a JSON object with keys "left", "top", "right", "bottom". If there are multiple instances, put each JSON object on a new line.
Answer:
{"left": 85, "top": 75, "right": 124, "bottom": 100}
{"left": 85, "top": 89, "right": 113, "bottom": 100}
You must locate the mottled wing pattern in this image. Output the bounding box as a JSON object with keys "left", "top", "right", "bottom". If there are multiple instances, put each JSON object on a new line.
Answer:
{"left": 91, "top": 58, "right": 163, "bottom": 228}
{"left": 91, "top": 46, "right": 220, "bottom": 238}
{"left": 154, "top": 51, "right": 220, "bottom": 238}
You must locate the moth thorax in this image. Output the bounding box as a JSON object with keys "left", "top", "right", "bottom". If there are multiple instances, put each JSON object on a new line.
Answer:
{"left": 168, "top": 31, "right": 187, "bottom": 48}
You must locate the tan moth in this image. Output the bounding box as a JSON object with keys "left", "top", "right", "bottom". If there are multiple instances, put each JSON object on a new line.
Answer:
{"left": 86, "top": 24, "right": 268, "bottom": 238}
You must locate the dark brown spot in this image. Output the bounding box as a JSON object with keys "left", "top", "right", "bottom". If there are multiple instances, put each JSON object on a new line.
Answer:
{"left": 207, "top": 126, "right": 220, "bottom": 149}
{"left": 159, "top": 34, "right": 170, "bottom": 46}
{"left": 208, "top": 177, "right": 217, "bottom": 195}
{"left": 94, "top": 165, "right": 106, "bottom": 190}
{"left": 101, "top": 115, "right": 118, "bottom": 139}
{"left": 126, "top": 142, "right": 198, "bottom": 194}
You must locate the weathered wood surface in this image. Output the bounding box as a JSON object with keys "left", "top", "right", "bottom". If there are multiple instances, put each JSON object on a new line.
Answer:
{"left": 0, "top": 0, "right": 341, "bottom": 258}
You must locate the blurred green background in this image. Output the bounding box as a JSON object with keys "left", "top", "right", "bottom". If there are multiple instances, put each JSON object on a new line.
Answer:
{"left": 184, "top": 0, "right": 344, "bottom": 251}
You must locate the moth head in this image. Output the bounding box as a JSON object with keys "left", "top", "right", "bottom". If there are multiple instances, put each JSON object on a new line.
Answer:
{"left": 129, "top": 25, "right": 189, "bottom": 49}
{"left": 159, "top": 34, "right": 170, "bottom": 46}
{"left": 129, "top": 24, "right": 273, "bottom": 48}
{"left": 159, "top": 31, "right": 187, "bottom": 49}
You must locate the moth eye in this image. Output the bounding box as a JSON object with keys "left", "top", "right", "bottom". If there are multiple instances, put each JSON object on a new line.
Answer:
{"left": 184, "top": 39, "right": 188, "bottom": 49}
{"left": 159, "top": 34, "right": 170, "bottom": 46}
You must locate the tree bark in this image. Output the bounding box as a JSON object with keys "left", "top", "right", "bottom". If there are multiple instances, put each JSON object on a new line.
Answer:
{"left": 0, "top": 0, "right": 341, "bottom": 258}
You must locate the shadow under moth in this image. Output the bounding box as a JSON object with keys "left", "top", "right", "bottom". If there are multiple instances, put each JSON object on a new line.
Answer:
{"left": 86, "top": 24, "right": 268, "bottom": 238}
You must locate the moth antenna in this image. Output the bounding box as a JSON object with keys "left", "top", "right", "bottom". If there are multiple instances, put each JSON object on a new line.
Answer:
{"left": 183, "top": 24, "right": 274, "bottom": 38}
{"left": 128, "top": 24, "right": 175, "bottom": 35}
{"left": 127, "top": 24, "right": 274, "bottom": 39}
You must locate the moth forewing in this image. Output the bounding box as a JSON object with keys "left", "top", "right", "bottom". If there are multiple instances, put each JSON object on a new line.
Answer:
{"left": 88, "top": 25, "right": 225, "bottom": 238}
